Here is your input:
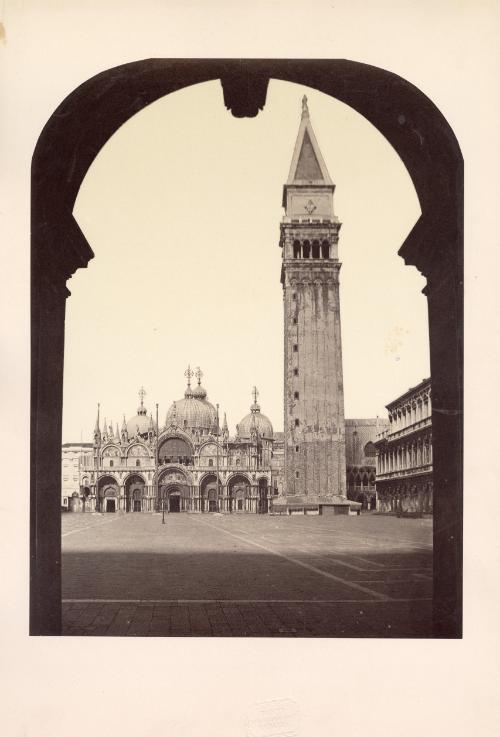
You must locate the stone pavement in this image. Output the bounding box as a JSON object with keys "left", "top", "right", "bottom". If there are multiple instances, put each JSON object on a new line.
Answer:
{"left": 62, "top": 512, "right": 433, "bottom": 637}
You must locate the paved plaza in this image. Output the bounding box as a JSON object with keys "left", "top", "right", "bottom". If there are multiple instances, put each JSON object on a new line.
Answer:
{"left": 62, "top": 512, "right": 433, "bottom": 637}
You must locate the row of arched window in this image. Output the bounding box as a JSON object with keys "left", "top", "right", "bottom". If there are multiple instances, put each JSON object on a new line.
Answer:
{"left": 377, "top": 436, "right": 433, "bottom": 474}
{"left": 292, "top": 240, "right": 330, "bottom": 259}
{"left": 389, "top": 394, "right": 431, "bottom": 430}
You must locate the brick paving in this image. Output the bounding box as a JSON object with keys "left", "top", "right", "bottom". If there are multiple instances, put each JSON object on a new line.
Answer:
{"left": 62, "top": 512, "right": 433, "bottom": 637}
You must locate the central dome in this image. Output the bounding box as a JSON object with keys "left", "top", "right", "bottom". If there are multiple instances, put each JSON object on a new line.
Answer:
{"left": 165, "top": 369, "right": 217, "bottom": 435}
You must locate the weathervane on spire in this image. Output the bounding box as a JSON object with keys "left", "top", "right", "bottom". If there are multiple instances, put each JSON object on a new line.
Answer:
{"left": 195, "top": 366, "right": 203, "bottom": 384}
{"left": 184, "top": 365, "right": 194, "bottom": 387}
{"left": 301, "top": 95, "right": 309, "bottom": 119}
{"left": 138, "top": 386, "right": 146, "bottom": 406}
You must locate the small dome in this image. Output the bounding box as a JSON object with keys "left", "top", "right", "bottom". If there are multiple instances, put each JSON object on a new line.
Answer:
{"left": 126, "top": 410, "right": 150, "bottom": 437}
{"left": 192, "top": 382, "right": 207, "bottom": 399}
{"left": 191, "top": 368, "right": 207, "bottom": 399}
{"left": 238, "top": 388, "right": 273, "bottom": 439}
{"left": 126, "top": 387, "right": 156, "bottom": 437}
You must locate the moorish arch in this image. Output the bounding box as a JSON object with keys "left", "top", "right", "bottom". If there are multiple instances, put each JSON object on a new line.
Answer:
{"left": 31, "top": 59, "right": 462, "bottom": 637}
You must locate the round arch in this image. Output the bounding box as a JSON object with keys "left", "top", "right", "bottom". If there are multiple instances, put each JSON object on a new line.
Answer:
{"left": 162, "top": 484, "right": 182, "bottom": 513}
{"left": 227, "top": 473, "right": 252, "bottom": 513}
{"left": 199, "top": 473, "right": 219, "bottom": 513}
{"left": 124, "top": 473, "right": 146, "bottom": 513}
{"left": 97, "top": 474, "right": 119, "bottom": 513}
{"left": 158, "top": 434, "right": 194, "bottom": 466}
{"left": 31, "top": 59, "right": 462, "bottom": 637}
{"left": 158, "top": 467, "right": 191, "bottom": 513}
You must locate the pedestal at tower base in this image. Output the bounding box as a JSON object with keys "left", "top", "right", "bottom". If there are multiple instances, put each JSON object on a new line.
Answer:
{"left": 271, "top": 495, "right": 361, "bottom": 516}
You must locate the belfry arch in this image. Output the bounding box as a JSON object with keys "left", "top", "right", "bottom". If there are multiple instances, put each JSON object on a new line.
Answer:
{"left": 31, "top": 59, "right": 462, "bottom": 637}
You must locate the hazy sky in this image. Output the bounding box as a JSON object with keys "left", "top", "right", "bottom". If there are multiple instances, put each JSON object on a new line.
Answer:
{"left": 64, "top": 78, "right": 427, "bottom": 442}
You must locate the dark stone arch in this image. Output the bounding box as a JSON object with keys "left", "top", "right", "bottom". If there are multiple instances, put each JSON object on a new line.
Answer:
{"left": 31, "top": 58, "right": 462, "bottom": 637}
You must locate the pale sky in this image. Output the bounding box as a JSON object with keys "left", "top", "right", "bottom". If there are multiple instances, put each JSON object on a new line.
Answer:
{"left": 64, "top": 78, "right": 427, "bottom": 442}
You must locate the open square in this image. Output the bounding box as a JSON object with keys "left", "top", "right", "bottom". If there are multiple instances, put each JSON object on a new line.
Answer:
{"left": 62, "top": 513, "right": 432, "bottom": 637}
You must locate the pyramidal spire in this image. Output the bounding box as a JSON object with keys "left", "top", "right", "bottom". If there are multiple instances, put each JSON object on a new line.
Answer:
{"left": 286, "top": 96, "right": 333, "bottom": 186}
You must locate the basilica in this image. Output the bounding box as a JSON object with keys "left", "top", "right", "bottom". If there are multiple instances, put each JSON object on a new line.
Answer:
{"left": 76, "top": 369, "right": 279, "bottom": 514}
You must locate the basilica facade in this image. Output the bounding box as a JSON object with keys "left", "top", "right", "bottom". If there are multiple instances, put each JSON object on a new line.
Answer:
{"left": 75, "top": 371, "right": 278, "bottom": 515}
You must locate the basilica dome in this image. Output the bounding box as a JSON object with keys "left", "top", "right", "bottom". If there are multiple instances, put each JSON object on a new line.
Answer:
{"left": 126, "top": 388, "right": 156, "bottom": 437}
{"left": 238, "top": 390, "right": 273, "bottom": 439}
{"left": 165, "top": 370, "right": 218, "bottom": 435}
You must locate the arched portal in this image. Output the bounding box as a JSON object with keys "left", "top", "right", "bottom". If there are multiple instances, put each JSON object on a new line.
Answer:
{"left": 31, "top": 60, "right": 462, "bottom": 637}
{"left": 125, "top": 474, "right": 145, "bottom": 513}
{"left": 158, "top": 468, "right": 191, "bottom": 513}
{"left": 97, "top": 475, "right": 119, "bottom": 513}
{"left": 199, "top": 473, "right": 218, "bottom": 513}
{"left": 165, "top": 486, "right": 181, "bottom": 513}
{"left": 228, "top": 475, "right": 251, "bottom": 513}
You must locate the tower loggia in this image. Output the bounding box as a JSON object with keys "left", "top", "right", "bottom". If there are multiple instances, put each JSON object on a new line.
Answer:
{"left": 279, "top": 96, "right": 347, "bottom": 506}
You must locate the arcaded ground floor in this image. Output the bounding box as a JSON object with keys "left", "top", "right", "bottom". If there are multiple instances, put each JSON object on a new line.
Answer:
{"left": 62, "top": 512, "right": 433, "bottom": 637}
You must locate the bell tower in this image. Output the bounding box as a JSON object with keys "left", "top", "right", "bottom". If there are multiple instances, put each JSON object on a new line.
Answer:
{"left": 280, "top": 96, "right": 346, "bottom": 501}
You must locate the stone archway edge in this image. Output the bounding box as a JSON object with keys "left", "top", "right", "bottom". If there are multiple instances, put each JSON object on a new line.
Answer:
{"left": 31, "top": 59, "right": 462, "bottom": 637}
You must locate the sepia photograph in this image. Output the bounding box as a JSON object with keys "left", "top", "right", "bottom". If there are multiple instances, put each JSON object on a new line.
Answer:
{"left": 5, "top": 2, "right": 500, "bottom": 736}
{"left": 32, "top": 61, "right": 461, "bottom": 639}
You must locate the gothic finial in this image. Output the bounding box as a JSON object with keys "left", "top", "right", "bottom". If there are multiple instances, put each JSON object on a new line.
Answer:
{"left": 184, "top": 365, "right": 194, "bottom": 388}
{"left": 301, "top": 95, "right": 309, "bottom": 119}
{"left": 252, "top": 386, "right": 259, "bottom": 404}
{"left": 195, "top": 366, "right": 203, "bottom": 385}
{"left": 138, "top": 386, "right": 146, "bottom": 406}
